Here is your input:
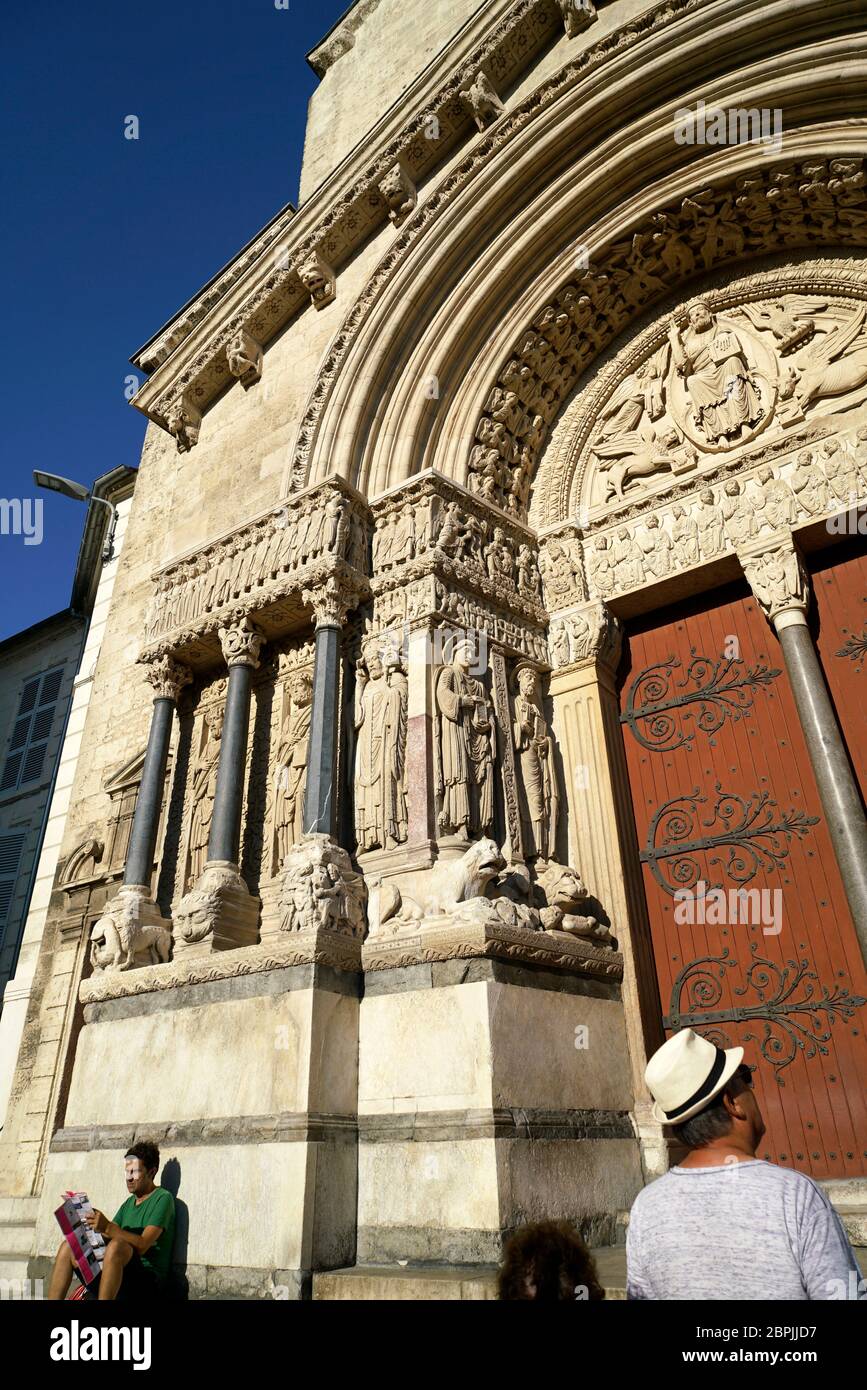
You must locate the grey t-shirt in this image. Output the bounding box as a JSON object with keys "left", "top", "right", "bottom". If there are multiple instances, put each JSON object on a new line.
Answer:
{"left": 626, "top": 1159, "right": 864, "bottom": 1300}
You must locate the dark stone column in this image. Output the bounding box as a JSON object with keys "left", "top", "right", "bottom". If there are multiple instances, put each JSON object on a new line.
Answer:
{"left": 124, "top": 656, "right": 191, "bottom": 889}
{"left": 303, "top": 624, "right": 341, "bottom": 836}
{"left": 741, "top": 537, "right": 867, "bottom": 968}
{"left": 776, "top": 618, "right": 867, "bottom": 962}
{"left": 208, "top": 617, "right": 264, "bottom": 866}
{"left": 301, "top": 578, "right": 361, "bottom": 839}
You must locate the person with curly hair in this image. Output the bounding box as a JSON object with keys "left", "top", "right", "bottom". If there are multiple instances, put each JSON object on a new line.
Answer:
{"left": 498, "top": 1220, "right": 605, "bottom": 1300}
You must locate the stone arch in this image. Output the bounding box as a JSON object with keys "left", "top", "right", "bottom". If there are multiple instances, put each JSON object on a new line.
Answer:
{"left": 291, "top": 0, "right": 865, "bottom": 505}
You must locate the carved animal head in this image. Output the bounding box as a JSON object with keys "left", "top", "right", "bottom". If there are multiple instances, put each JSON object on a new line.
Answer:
{"left": 540, "top": 863, "right": 590, "bottom": 913}
{"left": 457, "top": 838, "right": 506, "bottom": 900}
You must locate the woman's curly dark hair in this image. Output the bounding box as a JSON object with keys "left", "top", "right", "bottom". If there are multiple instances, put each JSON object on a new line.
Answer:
{"left": 497, "top": 1220, "right": 605, "bottom": 1301}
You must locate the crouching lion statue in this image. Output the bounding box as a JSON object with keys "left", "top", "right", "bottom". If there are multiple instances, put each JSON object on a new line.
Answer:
{"left": 90, "top": 891, "right": 172, "bottom": 973}
{"left": 378, "top": 838, "right": 612, "bottom": 943}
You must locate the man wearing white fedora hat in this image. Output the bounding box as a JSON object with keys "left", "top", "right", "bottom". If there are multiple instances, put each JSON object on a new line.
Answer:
{"left": 626, "top": 1029, "right": 864, "bottom": 1300}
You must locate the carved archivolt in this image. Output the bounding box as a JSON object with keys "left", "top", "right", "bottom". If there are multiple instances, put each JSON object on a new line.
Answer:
{"left": 466, "top": 166, "right": 867, "bottom": 521}
{"left": 534, "top": 260, "right": 867, "bottom": 616}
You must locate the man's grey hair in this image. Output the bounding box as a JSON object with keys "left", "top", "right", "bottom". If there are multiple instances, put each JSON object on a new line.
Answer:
{"left": 674, "top": 1062, "right": 754, "bottom": 1149}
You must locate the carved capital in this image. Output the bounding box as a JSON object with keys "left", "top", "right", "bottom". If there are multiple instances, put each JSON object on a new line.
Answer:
{"left": 226, "top": 329, "right": 263, "bottom": 388}
{"left": 298, "top": 250, "right": 336, "bottom": 310}
{"left": 739, "top": 535, "right": 811, "bottom": 626}
{"left": 303, "top": 575, "right": 359, "bottom": 629}
{"left": 550, "top": 602, "right": 623, "bottom": 672}
{"left": 219, "top": 615, "right": 264, "bottom": 668}
{"left": 142, "top": 654, "right": 192, "bottom": 703}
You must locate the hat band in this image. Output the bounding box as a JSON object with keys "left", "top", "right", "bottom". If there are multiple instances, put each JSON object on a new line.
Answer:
{"left": 663, "top": 1045, "right": 727, "bottom": 1120}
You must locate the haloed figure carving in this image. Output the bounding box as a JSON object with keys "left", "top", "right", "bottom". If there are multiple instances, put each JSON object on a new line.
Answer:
{"left": 273, "top": 671, "right": 313, "bottom": 867}
{"left": 354, "top": 647, "right": 408, "bottom": 853}
{"left": 513, "top": 665, "right": 559, "bottom": 863}
{"left": 669, "top": 301, "right": 762, "bottom": 444}
{"left": 435, "top": 638, "right": 496, "bottom": 839}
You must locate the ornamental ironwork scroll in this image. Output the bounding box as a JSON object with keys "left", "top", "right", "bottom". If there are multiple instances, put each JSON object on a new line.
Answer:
{"left": 641, "top": 782, "right": 818, "bottom": 898}
{"left": 836, "top": 625, "right": 867, "bottom": 670}
{"left": 664, "top": 944, "right": 867, "bottom": 1083}
{"left": 620, "top": 650, "right": 781, "bottom": 753}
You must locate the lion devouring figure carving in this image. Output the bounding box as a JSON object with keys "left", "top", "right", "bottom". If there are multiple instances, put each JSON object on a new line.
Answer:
{"left": 377, "top": 838, "right": 611, "bottom": 943}
{"left": 90, "top": 891, "right": 172, "bottom": 973}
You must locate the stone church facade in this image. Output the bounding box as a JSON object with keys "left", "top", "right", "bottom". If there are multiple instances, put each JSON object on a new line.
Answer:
{"left": 2, "top": 0, "right": 866, "bottom": 1297}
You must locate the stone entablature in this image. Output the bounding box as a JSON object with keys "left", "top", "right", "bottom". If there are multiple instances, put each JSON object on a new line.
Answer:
{"left": 140, "top": 476, "right": 371, "bottom": 667}
{"left": 132, "top": 0, "right": 570, "bottom": 440}
{"left": 369, "top": 470, "right": 545, "bottom": 628}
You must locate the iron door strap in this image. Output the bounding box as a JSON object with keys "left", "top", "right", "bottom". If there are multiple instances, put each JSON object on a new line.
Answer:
{"left": 620, "top": 649, "right": 781, "bottom": 752}
{"left": 664, "top": 944, "right": 867, "bottom": 1081}
{"left": 641, "top": 782, "right": 818, "bottom": 897}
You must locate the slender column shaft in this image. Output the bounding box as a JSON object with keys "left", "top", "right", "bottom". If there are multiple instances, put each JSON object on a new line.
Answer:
{"left": 303, "top": 624, "right": 341, "bottom": 836}
{"left": 208, "top": 663, "right": 254, "bottom": 864}
{"left": 124, "top": 697, "right": 175, "bottom": 888}
{"left": 775, "top": 614, "right": 867, "bottom": 965}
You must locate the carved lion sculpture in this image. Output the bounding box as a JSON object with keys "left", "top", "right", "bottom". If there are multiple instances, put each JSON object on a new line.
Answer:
{"left": 90, "top": 895, "right": 171, "bottom": 974}
{"left": 382, "top": 838, "right": 506, "bottom": 925}
{"left": 536, "top": 862, "right": 610, "bottom": 941}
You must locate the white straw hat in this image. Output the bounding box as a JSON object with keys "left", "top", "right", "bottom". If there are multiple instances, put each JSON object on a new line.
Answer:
{"left": 645, "top": 1028, "right": 744, "bottom": 1125}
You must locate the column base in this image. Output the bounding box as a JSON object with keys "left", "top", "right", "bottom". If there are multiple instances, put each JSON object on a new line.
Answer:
{"left": 357, "top": 841, "right": 437, "bottom": 879}
{"left": 173, "top": 862, "right": 260, "bottom": 956}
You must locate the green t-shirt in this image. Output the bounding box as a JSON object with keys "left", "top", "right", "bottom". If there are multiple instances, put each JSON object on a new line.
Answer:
{"left": 112, "top": 1187, "right": 176, "bottom": 1286}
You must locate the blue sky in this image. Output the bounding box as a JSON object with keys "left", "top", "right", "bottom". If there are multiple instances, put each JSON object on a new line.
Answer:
{"left": 0, "top": 0, "right": 351, "bottom": 640}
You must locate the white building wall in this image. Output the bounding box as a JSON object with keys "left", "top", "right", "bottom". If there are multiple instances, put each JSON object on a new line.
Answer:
{"left": 0, "top": 499, "right": 133, "bottom": 1129}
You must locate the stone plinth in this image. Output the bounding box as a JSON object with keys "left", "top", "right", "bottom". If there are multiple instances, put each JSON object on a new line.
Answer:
{"left": 355, "top": 949, "right": 644, "bottom": 1265}
{"left": 30, "top": 960, "right": 361, "bottom": 1298}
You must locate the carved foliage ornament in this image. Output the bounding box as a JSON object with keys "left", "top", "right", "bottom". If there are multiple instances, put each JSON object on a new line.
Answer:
{"left": 740, "top": 538, "right": 811, "bottom": 624}
{"left": 142, "top": 654, "right": 192, "bottom": 703}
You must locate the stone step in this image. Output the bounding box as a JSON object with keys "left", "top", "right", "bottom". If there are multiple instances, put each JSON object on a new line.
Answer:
{"left": 0, "top": 1223, "right": 34, "bottom": 1256}
{"left": 313, "top": 1249, "right": 627, "bottom": 1301}
{"left": 0, "top": 1196, "right": 40, "bottom": 1225}
{"left": 820, "top": 1178, "right": 867, "bottom": 1210}
{"left": 837, "top": 1210, "right": 867, "bottom": 1247}
{"left": 0, "top": 1255, "right": 33, "bottom": 1284}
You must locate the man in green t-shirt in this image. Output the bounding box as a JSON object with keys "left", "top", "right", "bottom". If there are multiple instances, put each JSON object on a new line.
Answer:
{"left": 47, "top": 1140, "right": 176, "bottom": 1301}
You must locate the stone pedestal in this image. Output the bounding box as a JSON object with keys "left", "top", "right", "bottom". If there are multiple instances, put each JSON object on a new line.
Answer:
{"left": 356, "top": 963, "right": 643, "bottom": 1263}
{"left": 29, "top": 950, "right": 362, "bottom": 1299}
{"left": 356, "top": 927, "right": 643, "bottom": 1264}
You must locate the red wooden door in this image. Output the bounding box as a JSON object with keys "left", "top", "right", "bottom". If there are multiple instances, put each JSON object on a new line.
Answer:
{"left": 619, "top": 578, "right": 867, "bottom": 1179}
{"left": 811, "top": 540, "right": 867, "bottom": 798}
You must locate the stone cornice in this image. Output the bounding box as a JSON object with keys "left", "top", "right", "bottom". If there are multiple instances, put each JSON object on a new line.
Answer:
{"left": 130, "top": 0, "right": 566, "bottom": 436}
{"left": 307, "top": 0, "right": 386, "bottom": 77}
{"left": 363, "top": 917, "right": 624, "bottom": 979}
{"left": 79, "top": 929, "right": 364, "bottom": 1004}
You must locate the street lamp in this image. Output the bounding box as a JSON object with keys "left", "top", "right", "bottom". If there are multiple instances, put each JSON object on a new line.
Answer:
{"left": 33, "top": 471, "right": 119, "bottom": 562}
